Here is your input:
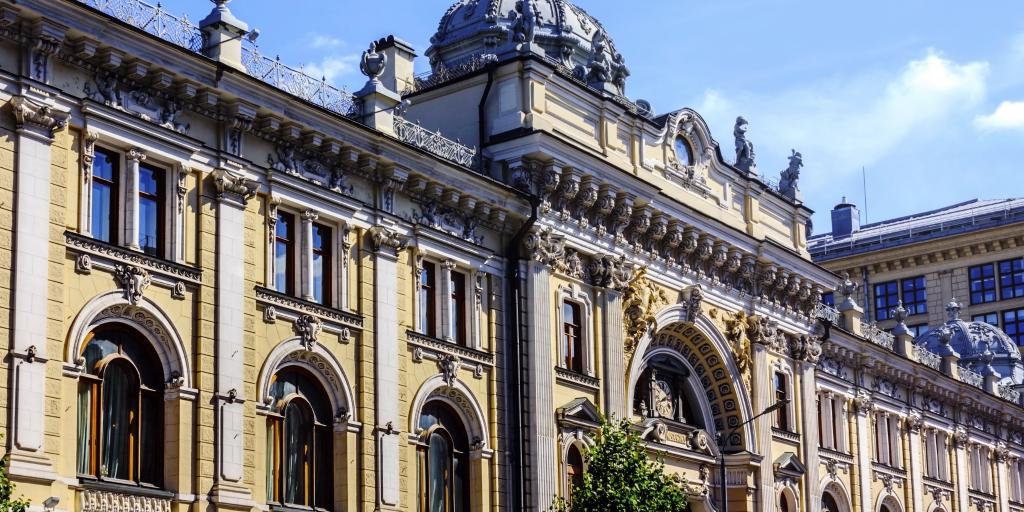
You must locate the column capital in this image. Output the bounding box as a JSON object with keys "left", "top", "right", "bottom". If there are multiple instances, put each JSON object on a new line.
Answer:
{"left": 126, "top": 146, "right": 147, "bottom": 162}
{"left": 211, "top": 168, "right": 259, "bottom": 206}
{"left": 10, "top": 95, "right": 68, "bottom": 140}
{"left": 302, "top": 209, "right": 319, "bottom": 222}
{"left": 367, "top": 225, "right": 409, "bottom": 255}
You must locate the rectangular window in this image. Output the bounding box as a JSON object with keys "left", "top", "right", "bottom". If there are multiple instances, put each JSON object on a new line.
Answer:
{"left": 973, "top": 313, "right": 999, "bottom": 327}
{"left": 274, "top": 212, "right": 295, "bottom": 295}
{"left": 450, "top": 270, "right": 467, "bottom": 346}
{"left": 311, "top": 223, "right": 331, "bottom": 305}
{"left": 1001, "top": 258, "right": 1024, "bottom": 300}
{"left": 874, "top": 281, "right": 899, "bottom": 321}
{"left": 91, "top": 149, "right": 119, "bottom": 244}
{"left": 908, "top": 324, "right": 929, "bottom": 338}
{"left": 773, "top": 372, "right": 789, "bottom": 431}
{"left": 821, "top": 292, "right": 834, "bottom": 307}
{"left": 970, "top": 264, "right": 997, "bottom": 304}
{"left": 1004, "top": 308, "right": 1024, "bottom": 345}
{"left": 419, "top": 262, "right": 437, "bottom": 337}
{"left": 138, "top": 164, "right": 164, "bottom": 256}
{"left": 901, "top": 276, "right": 927, "bottom": 316}
{"left": 562, "top": 301, "right": 583, "bottom": 373}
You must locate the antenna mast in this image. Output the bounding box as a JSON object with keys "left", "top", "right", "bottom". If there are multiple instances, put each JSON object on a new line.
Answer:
{"left": 862, "top": 166, "right": 868, "bottom": 224}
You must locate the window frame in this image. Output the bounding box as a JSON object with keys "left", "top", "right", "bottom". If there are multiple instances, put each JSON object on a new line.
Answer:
{"left": 556, "top": 285, "right": 595, "bottom": 377}
{"left": 561, "top": 300, "right": 584, "bottom": 373}
{"left": 419, "top": 260, "right": 438, "bottom": 337}
{"left": 970, "top": 263, "right": 998, "bottom": 305}
{"left": 773, "top": 371, "right": 791, "bottom": 432}
{"left": 1000, "top": 258, "right": 1024, "bottom": 300}
{"left": 137, "top": 162, "right": 166, "bottom": 257}
{"left": 311, "top": 222, "right": 332, "bottom": 306}
{"left": 1003, "top": 308, "right": 1024, "bottom": 345}
{"left": 90, "top": 147, "right": 121, "bottom": 245}
{"left": 900, "top": 275, "right": 927, "bottom": 316}
{"left": 415, "top": 401, "right": 471, "bottom": 512}
{"left": 874, "top": 280, "right": 900, "bottom": 321}
{"left": 450, "top": 269, "right": 468, "bottom": 347}
{"left": 274, "top": 211, "right": 297, "bottom": 296}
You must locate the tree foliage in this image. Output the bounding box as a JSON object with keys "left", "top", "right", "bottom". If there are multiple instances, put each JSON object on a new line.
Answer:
{"left": 551, "top": 418, "right": 689, "bottom": 512}
{"left": 0, "top": 450, "right": 29, "bottom": 512}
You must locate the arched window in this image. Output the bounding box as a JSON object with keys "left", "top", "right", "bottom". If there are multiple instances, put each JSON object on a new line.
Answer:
{"left": 879, "top": 505, "right": 892, "bottom": 512}
{"left": 566, "top": 443, "right": 585, "bottom": 503}
{"left": 76, "top": 324, "right": 163, "bottom": 486}
{"left": 417, "top": 401, "right": 470, "bottom": 512}
{"left": 675, "top": 136, "right": 694, "bottom": 167}
{"left": 633, "top": 354, "right": 703, "bottom": 427}
{"left": 822, "top": 492, "right": 840, "bottom": 512}
{"left": 266, "top": 367, "right": 333, "bottom": 510}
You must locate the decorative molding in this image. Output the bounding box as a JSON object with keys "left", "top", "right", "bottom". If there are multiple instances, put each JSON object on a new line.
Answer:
{"left": 622, "top": 267, "right": 668, "bottom": 360}
{"left": 211, "top": 168, "right": 258, "bottom": 205}
{"left": 65, "top": 231, "right": 203, "bottom": 283}
{"left": 254, "top": 286, "right": 364, "bottom": 330}
{"left": 113, "top": 264, "right": 151, "bottom": 305}
{"left": 79, "top": 488, "right": 173, "bottom": 512}
{"left": 393, "top": 116, "right": 476, "bottom": 168}
{"left": 438, "top": 353, "right": 460, "bottom": 386}
{"left": 788, "top": 334, "right": 821, "bottom": 364}
{"left": 367, "top": 225, "right": 409, "bottom": 255}
{"left": 10, "top": 95, "right": 69, "bottom": 138}
{"left": 523, "top": 226, "right": 565, "bottom": 270}
{"left": 554, "top": 366, "right": 600, "bottom": 391}
{"left": 406, "top": 330, "right": 495, "bottom": 368}
{"left": 293, "top": 314, "right": 323, "bottom": 351}
{"left": 587, "top": 253, "right": 632, "bottom": 289}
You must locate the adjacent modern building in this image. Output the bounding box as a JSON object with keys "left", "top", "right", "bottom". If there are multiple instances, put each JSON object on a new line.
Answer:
{"left": 0, "top": 1, "right": 1023, "bottom": 512}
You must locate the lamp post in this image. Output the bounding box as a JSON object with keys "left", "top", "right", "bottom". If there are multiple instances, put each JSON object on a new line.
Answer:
{"left": 718, "top": 399, "right": 790, "bottom": 512}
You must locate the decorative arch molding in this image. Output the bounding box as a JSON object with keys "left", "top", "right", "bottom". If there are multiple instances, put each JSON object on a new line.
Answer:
{"left": 256, "top": 337, "right": 357, "bottom": 428}
{"left": 66, "top": 290, "right": 192, "bottom": 391}
{"left": 557, "top": 430, "right": 594, "bottom": 500}
{"left": 626, "top": 305, "right": 755, "bottom": 451}
{"left": 819, "top": 479, "right": 853, "bottom": 512}
{"left": 635, "top": 346, "right": 717, "bottom": 436}
{"left": 408, "top": 374, "right": 492, "bottom": 457}
{"left": 777, "top": 486, "right": 800, "bottom": 512}
{"left": 876, "top": 492, "right": 905, "bottom": 512}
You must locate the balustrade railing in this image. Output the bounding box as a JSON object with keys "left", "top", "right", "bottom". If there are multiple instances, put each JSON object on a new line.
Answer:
{"left": 957, "top": 365, "right": 983, "bottom": 388}
{"left": 77, "top": 0, "right": 204, "bottom": 52}
{"left": 393, "top": 116, "right": 477, "bottom": 168}
{"left": 911, "top": 344, "right": 942, "bottom": 371}
{"left": 813, "top": 303, "right": 840, "bottom": 324}
{"left": 241, "top": 47, "right": 358, "bottom": 117}
{"left": 860, "top": 321, "right": 895, "bottom": 350}
{"left": 998, "top": 383, "right": 1021, "bottom": 404}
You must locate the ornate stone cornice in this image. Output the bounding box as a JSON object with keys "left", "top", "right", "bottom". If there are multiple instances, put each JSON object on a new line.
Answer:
{"left": 789, "top": 333, "right": 822, "bottom": 364}
{"left": 587, "top": 253, "right": 632, "bottom": 289}
{"left": 367, "top": 225, "right": 409, "bottom": 254}
{"left": 211, "top": 168, "right": 258, "bottom": 205}
{"left": 523, "top": 226, "right": 565, "bottom": 270}
{"left": 10, "top": 95, "right": 68, "bottom": 138}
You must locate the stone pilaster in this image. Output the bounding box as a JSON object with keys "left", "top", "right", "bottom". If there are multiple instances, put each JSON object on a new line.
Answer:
{"left": 440, "top": 259, "right": 456, "bottom": 342}
{"left": 521, "top": 227, "right": 561, "bottom": 511}
{"left": 906, "top": 411, "right": 924, "bottom": 512}
{"left": 853, "top": 391, "right": 875, "bottom": 512}
{"left": 601, "top": 288, "right": 626, "bottom": 419}
{"left": 367, "top": 225, "right": 408, "bottom": 509}
{"left": 751, "top": 343, "right": 773, "bottom": 512}
{"left": 797, "top": 359, "right": 820, "bottom": 512}
{"left": 210, "top": 168, "right": 257, "bottom": 506}
{"left": 952, "top": 427, "right": 970, "bottom": 512}
{"left": 7, "top": 95, "right": 67, "bottom": 479}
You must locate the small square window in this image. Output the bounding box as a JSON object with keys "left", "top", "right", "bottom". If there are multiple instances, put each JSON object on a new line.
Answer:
{"left": 901, "top": 276, "right": 927, "bottom": 316}
{"left": 1000, "top": 259, "right": 1024, "bottom": 300}
{"left": 874, "top": 281, "right": 899, "bottom": 321}
{"left": 1003, "top": 308, "right": 1024, "bottom": 345}
{"left": 972, "top": 312, "right": 999, "bottom": 327}
{"left": 970, "top": 264, "right": 997, "bottom": 304}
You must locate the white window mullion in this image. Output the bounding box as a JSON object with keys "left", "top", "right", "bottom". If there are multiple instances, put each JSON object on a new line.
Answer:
{"left": 124, "top": 148, "right": 145, "bottom": 251}
{"left": 440, "top": 260, "right": 455, "bottom": 341}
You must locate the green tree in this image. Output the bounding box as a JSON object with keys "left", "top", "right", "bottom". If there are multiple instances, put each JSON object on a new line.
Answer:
{"left": 551, "top": 418, "right": 689, "bottom": 512}
{"left": 0, "top": 436, "right": 29, "bottom": 512}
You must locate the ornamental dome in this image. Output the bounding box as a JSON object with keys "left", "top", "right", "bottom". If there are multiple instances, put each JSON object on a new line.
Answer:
{"left": 427, "top": 0, "right": 629, "bottom": 95}
{"left": 915, "top": 299, "right": 1023, "bottom": 384}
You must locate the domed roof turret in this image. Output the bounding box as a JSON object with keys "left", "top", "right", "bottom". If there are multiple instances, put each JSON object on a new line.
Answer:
{"left": 915, "top": 298, "right": 1024, "bottom": 385}
{"left": 427, "top": 0, "right": 629, "bottom": 95}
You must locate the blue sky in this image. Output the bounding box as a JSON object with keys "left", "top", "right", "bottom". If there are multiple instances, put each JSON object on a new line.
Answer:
{"left": 169, "top": 1, "right": 1023, "bottom": 230}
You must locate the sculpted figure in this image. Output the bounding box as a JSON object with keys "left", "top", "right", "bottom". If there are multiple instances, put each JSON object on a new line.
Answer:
{"left": 778, "top": 149, "right": 803, "bottom": 201}
{"left": 734, "top": 116, "right": 755, "bottom": 173}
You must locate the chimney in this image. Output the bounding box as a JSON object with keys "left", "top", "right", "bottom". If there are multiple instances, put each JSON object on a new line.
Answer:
{"left": 375, "top": 36, "right": 417, "bottom": 95}
{"left": 830, "top": 197, "right": 860, "bottom": 238}
{"left": 200, "top": 0, "right": 250, "bottom": 72}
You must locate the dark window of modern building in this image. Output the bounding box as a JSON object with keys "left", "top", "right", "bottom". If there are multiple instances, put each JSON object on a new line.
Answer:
{"left": 901, "top": 276, "right": 927, "bottom": 315}
{"left": 1004, "top": 308, "right": 1024, "bottom": 345}
{"left": 970, "top": 264, "right": 997, "bottom": 304}
{"left": 774, "top": 372, "right": 789, "bottom": 431}
{"left": 1000, "top": 258, "right": 1024, "bottom": 300}
{"left": 138, "top": 164, "right": 164, "bottom": 256}
{"left": 91, "top": 149, "right": 119, "bottom": 244}
{"left": 874, "top": 281, "right": 899, "bottom": 321}
{"left": 450, "top": 270, "right": 467, "bottom": 346}
{"left": 562, "top": 301, "right": 584, "bottom": 373}
{"left": 274, "top": 212, "right": 295, "bottom": 295}
{"left": 420, "top": 262, "right": 437, "bottom": 337}
{"left": 821, "top": 292, "right": 835, "bottom": 306}
{"left": 311, "top": 224, "right": 331, "bottom": 305}
{"left": 973, "top": 313, "right": 999, "bottom": 327}
{"left": 908, "top": 324, "right": 929, "bottom": 338}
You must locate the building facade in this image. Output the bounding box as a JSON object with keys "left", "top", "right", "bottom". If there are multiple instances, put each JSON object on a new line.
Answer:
{"left": 0, "top": 1, "right": 1023, "bottom": 512}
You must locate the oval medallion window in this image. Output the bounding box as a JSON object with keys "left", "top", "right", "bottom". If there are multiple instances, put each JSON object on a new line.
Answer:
{"left": 675, "top": 137, "right": 694, "bottom": 167}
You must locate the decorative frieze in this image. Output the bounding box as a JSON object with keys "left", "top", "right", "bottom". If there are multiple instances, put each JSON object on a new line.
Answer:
{"left": 254, "top": 286, "right": 363, "bottom": 330}
{"left": 406, "top": 330, "right": 495, "bottom": 368}
{"left": 211, "top": 168, "right": 258, "bottom": 205}
{"left": 65, "top": 231, "right": 203, "bottom": 283}
{"left": 523, "top": 227, "right": 565, "bottom": 270}
{"left": 554, "top": 366, "right": 600, "bottom": 390}
{"left": 79, "top": 488, "right": 173, "bottom": 512}
{"left": 367, "top": 225, "right": 409, "bottom": 254}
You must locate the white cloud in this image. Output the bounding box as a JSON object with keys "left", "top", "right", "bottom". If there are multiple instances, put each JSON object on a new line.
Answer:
{"left": 303, "top": 54, "right": 359, "bottom": 84}
{"left": 695, "top": 50, "right": 989, "bottom": 186}
{"left": 309, "top": 34, "right": 342, "bottom": 49}
{"left": 975, "top": 101, "right": 1024, "bottom": 131}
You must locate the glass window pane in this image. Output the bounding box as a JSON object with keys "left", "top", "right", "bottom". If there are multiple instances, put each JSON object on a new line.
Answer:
{"left": 139, "top": 195, "right": 159, "bottom": 255}
{"left": 275, "top": 213, "right": 293, "bottom": 294}
{"left": 101, "top": 361, "right": 139, "bottom": 481}
{"left": 312, "top": 224, "right": 330, "bottom": 305}
{"left": 428, "top": 432, "right": 451, "bottom": 512}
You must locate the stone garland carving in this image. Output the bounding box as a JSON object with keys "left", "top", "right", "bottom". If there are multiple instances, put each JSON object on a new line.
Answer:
{"left": 367, "top": 225, "right": 409, "bottom": 254}
{"left": 587, "top": 254, "right": 632, "bottom": 290}
{"left": 83, "top": 70, "right": 190, "bottom": 135}
{"left": 113, "top": 264, "right": 151, "bottom": 305}
{"left": 80, "top": 488, "right": 172, "bottom": 512}
{"left": 523, "top": 227, "right": 565, "bottom": 270}
{"left": 852, "top": 389, "right": 874, "bottom": 416}
{"left": 622, "top": 268, "right": 668, "bottom": 359}
{"left": 293, "top": 314, "right": 322, "bottom": 351}
{"left": 788, "top": 334, "right": 821, "bottom": 364}
{"left": 410, "top": 198, "right": 485, "bottom": 245}
{"left": 268, "top": 141, "right": 353, "bottom": 194}
{"left": 723, "top": 311, "right": 752, "bottom": 390}
{"left": 10, "top": 95, "right": 69, "bottom": 138}
{"left": 746, "top": 315, "right": 786, "bottom": 354}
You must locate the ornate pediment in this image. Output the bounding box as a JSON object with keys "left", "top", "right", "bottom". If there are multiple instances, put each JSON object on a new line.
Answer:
{"left": 556, "top": 397, "right": 601, "bottom": 427}
{"left": 773, "top": 452, "right": 806, "bottom": 479}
